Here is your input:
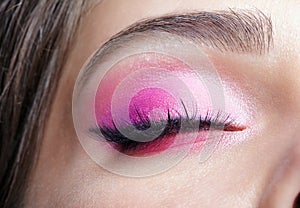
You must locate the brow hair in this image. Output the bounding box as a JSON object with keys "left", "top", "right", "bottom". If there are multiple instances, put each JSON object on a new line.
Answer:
{"left": 107, "top": 9, "right": 273, "bottom": 55}
{"left": 78, "top": 9, "right": 273, "bottom": 89}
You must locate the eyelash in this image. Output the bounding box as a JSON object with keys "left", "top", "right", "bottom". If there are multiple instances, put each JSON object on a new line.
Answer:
{"left": 90, "top": 101, "right": 245, "bottom": 154}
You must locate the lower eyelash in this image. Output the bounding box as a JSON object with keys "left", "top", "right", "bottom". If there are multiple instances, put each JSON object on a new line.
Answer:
{"left": 90, "top": 102, "right": 245, "bottom": 154}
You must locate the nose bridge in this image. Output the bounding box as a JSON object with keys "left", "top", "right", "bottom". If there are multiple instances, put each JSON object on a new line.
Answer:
{"left": 256, "top": 74, "right": 300, "bottom": 207}
{"left": 259, "top": 139, "right": 300, "bottom": 208}
{"left": 288, "top": 115, "right": 300, "bottom": 136}
{"left": 280, "top": 118, "right": 300, "bottom": 164}
{"left": 287, "top": 51, "right": 300, "bottom": 103}
{"left": 258, "top": 127, "right": 300, "bottom": 208}
{"left": 287, "top": 99, "right": 300, "bottom": 135}
{"left": 285, "top": 133, "right": 300, "bottom": 208}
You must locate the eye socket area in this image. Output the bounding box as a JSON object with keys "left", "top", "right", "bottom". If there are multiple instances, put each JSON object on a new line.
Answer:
{"left": 90, "top": 53, "right": 247, "bottom": 156}
{"left": 72, "top": 48, "right": 256, "bottom": 177}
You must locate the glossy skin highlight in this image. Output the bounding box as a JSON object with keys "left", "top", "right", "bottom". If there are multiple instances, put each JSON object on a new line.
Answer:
{"left": 26, "top": 1, "right": 300, "bottom": 208}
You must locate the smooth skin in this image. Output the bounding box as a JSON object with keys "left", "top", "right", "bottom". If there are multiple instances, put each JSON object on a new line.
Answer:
{"left": 26, "top": 0, "right": 300, "bottom": 207}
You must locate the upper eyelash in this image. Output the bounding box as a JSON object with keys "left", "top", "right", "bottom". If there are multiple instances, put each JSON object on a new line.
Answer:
{"left": 90, "top": 101, "right": 245, "bottom": 152}
{"left": 93, "top": 110, "right": 182, "bottom": 151}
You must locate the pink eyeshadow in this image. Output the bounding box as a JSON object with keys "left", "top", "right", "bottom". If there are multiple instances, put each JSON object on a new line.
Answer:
{"left": 129, "top": 87, "right": 178, "bottom": 124}
{"left": 90, "top": 52, "right": 250, "bottom": 156}
{"left": 94, "top": 52, "right": 196, "bottom": 128}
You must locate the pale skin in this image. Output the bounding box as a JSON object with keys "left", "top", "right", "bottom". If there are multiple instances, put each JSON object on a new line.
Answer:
{"left": 26, "top": 0, "right": 300, "bottom": 207}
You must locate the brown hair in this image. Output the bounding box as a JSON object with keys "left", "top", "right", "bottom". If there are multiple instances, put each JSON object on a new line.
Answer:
{"left": 0, "top": 1, "right": 86, "bottom": 207}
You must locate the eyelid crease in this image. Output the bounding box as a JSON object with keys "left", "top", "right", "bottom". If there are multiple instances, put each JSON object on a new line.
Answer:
{"left": 93, "top": 8, "right": 273, "bottom": 62}
{"left": 78, "top": 9, "right": 273, "bottom": 91}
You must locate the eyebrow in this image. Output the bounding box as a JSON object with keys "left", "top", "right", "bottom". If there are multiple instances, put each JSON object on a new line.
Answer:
{"left": 124, "top": 9, "right": 271, "bottom": 51}
{"left": 79, "top": 9, "right": 273, "bottom": 88}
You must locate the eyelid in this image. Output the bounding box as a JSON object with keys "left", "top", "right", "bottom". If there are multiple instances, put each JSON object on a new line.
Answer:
{"left": 91, "top": 106, "right": 246, "bottom": 156}
{"left": 72, "top": 30, "right": 256, "bottom": 176}
{"left": 76, "top": 32, "right": 213, "bottom": 93}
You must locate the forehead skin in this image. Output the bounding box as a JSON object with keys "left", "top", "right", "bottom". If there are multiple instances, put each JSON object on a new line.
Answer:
{"left": 26, "top": 0, "right": 300, "bottom": 207}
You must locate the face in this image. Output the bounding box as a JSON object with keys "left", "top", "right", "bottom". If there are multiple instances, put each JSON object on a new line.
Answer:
{"left": 26, "top": 0, "right": 300, "bottom": 207}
